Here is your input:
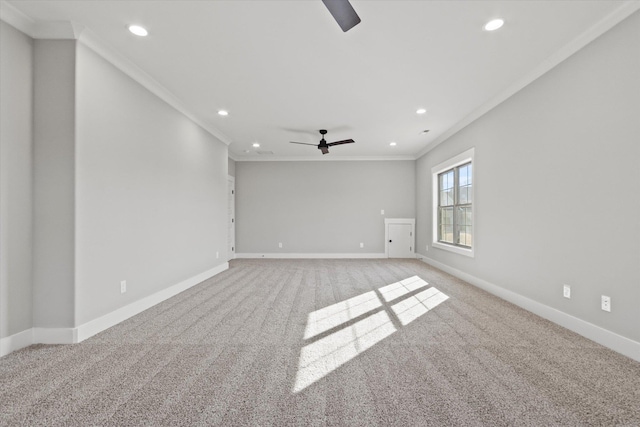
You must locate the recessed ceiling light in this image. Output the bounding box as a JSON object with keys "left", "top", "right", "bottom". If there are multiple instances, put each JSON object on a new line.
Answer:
{"left": 252, "top": 143, "right": 260, "bottom": 148}
{"left": 416, "top": 108, "right": 427, "bottom": 115}
{"left": 389, "top": 142, "right": 397, "bottom": 146}
{"left": 128, "top": 25, "right": 148, "bottom": 37}
{"left": 217, "top": 110, "right": 229, "bottom": 116}
{"left": 484, "top": 18, "right": 504, "bottom": 31}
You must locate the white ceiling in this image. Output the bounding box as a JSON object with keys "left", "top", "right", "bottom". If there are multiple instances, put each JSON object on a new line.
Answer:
{"left": 4, "top": 0, "right": 638, "bottom": 160}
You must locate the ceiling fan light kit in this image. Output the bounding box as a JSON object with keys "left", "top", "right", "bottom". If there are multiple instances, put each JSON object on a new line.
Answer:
{"left": 290, "top": 129, "right": 355, "bottom": 155}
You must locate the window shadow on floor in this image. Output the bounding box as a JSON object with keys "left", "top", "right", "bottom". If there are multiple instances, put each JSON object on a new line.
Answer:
{"left": 293, "top": 276, "right": 449, "bottom": 393}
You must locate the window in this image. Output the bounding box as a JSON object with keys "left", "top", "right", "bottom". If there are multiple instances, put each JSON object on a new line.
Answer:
{"left": 438, "top": 162, "right": 472, "bottom": 246}
{"left": 432, "top": 148, "right": 474, "bottom": 257}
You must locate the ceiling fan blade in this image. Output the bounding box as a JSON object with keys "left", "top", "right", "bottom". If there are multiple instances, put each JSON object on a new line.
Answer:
{"left": 321, "top": 0, "right": 361, "bottom": 32}
{"left": 320, "top": 146, "right": 330, "bottom": 155}
{"left": 290, "top": 141, "right": 319, "bottom": 146}
{"left": 327, "top": 139, "right": 355, "bottom": 146}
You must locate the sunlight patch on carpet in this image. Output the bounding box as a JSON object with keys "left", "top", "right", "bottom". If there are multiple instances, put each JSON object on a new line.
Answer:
{"left": 294, "top": 311, "right": 396, "bottom": 393}
{"left": 378, "top": 275, "right": 425, "bottom": 302}
{"left": 294, "top": 276, "right": 448, "bottom": 393}
{"left": 303, "top": 291, "right": 381, "bottom": 339}
{"left": 392, "top": 286, "right": 449, "bottom": 326}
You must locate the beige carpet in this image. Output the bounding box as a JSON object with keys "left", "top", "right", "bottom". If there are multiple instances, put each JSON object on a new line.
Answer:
{"left": 1, "top": 259, "right": 639, "bottom": 426}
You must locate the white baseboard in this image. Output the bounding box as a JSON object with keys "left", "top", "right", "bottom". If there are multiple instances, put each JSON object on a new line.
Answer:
{"left": 0, "top": 329, "right": 33, "bottom": 357}
{"left": 417, "top": 255, "right": 640, "bottom": 362}
{"left": 0, "top": 263, "right": 229, "bottom": 357}
{"left": 76, "top": 262, "right": 229, "bottom": 342}
{"left": 235, "top": 253, "right": 387, "bottom": 259}
{"left": 33, "top": 327, "right": 77, "bottom": 345}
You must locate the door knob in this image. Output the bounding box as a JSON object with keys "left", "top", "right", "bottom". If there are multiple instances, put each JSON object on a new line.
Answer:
{"left": 389, "top": 240, "right": 392, "bottom": 243}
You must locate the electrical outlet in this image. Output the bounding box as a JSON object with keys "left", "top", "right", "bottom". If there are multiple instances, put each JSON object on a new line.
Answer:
{"left": 425, "top": 245, "right": 429, "bottom": 252}
{"left": 381, "top": 209, "right": 385, "bottom": 215}
{"left": 216, "top": 251, "right": 219, "bottom": 259}
{"left": 563, "top": 284, "right": 571, "bottom": 299}
{"left": 120, "top": 280, "right": 126, "bottom": 294}
{"left": 360, "top": 242, "right": 364, "bottom": 248}
{"left": 278, "top": 242, "right": 283, "bottom": 248}
{"left": 601, "top": 295, "right": 611, "bottom": 312}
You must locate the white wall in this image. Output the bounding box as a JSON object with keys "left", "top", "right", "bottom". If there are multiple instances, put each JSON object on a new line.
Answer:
{"left": 74, "top": 43, "right": 229, "bottom": 325}
{"left": 415, "top": 11, "right": 640, "bottom": 343}
{"left": 236, "top": 160, "right": 415, "bottom": 254}
{"left": 0, "top": 21, "right": 33, "bottom": 338}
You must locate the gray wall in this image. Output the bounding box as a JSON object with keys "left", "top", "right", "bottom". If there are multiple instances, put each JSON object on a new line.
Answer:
{"left": 236, "top": 161, "right": 415, "bottom": 254}
{"left": 74, "top": 43, "right": 229, "bottom": 325}
{"left": 32, "top": 39, "right": 77, "bottom": 329}
{"left": 415, "top": 11, "right": 640, "bottom": 342}
{"left": 0, "top": 22, "right": 33, "bottom": 338}
{"left": 1, "top": 23, "right": 230, "bottom": 334}
{"left": 228, "top": 158, "right": 236, "bottom": 177}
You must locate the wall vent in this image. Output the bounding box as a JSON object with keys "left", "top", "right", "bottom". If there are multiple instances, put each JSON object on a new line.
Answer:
{"left": 256, "top": 150, "right": 274, "bottom": 155}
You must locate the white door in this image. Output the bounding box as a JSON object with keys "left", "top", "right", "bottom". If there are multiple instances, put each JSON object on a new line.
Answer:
{"left": 227, "top": 177, "right": 235, "bottom": 260}
{"left": 388, "top": 224, "right": 413, "bottom": 258}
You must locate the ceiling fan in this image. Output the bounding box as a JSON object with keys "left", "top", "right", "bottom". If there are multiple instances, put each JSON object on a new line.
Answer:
{"left": 290, "top": 129, "right": 355, "bottom": 155}
{"left": 322, "top": 0, "right": 361, "bottom": 32}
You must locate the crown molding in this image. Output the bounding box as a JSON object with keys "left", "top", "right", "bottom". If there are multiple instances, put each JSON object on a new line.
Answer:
{"left": 33, "top": 20, "right": 84, "bottom": 39}
{"left": 6, "top": 0, "right": 636, "bottom": 160}
{"left": 1, "top": 0, "right": 35, "bottom": 36}
{"left": 77, "top": 28, "right": 232, "bottom": 146}
{"left": 415, "top": 0, "right": 640, "bottom": 160}
{"left": 1, "top": 1, "right": 83, "bottom": 39}
{"left": 232, "top": 155, "right": 416, "bottom": 162}
{"left": 1, "top": 1, "right": 232, "bottom": 146}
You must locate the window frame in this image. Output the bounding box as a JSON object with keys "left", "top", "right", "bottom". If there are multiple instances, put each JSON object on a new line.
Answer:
{"left": 431, "top": 148, "right": 475, "bottom": 257}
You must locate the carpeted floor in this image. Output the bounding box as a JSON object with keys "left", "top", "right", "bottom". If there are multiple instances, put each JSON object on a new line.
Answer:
{"left": 1, "top": 259, "right": 639, "bottom": 426}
